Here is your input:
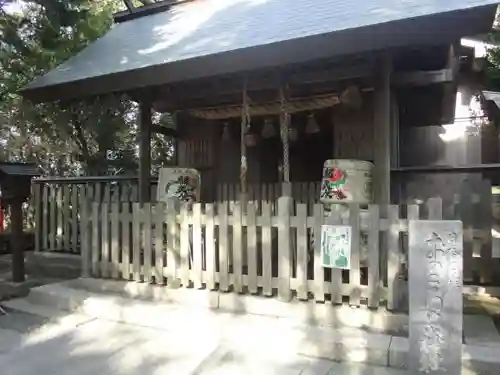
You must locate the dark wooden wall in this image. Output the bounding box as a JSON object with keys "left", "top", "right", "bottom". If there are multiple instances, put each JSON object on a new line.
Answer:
{"left": 176, "top": 97, "right": 379, "bottom": 192}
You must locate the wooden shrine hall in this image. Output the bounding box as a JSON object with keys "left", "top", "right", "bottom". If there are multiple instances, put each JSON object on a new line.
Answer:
{"left": 20, "top": 0, "right": 500, "bottom": 206}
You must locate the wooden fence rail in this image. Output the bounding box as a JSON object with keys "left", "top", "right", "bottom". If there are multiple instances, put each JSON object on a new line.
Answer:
{"left": 31, "top": 179, "right": 319, "bottom": 253}
{"left": 79, "top": 197, "right": 447, "bottom": 310}
{"left": 30, "top": 178, "right": 499, "bottom": 288}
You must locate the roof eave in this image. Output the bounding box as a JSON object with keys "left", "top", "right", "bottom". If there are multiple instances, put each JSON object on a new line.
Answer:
{"left": 21, "top": 4, "right": 498, "bottom": 104}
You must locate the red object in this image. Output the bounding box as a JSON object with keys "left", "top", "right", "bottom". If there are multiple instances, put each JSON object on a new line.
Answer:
{"left": 329, "top": 168, "right": 345, "bottom": 184}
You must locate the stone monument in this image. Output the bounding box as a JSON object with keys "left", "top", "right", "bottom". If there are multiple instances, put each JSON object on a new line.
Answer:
{"left": 408, "top": 220, "right": 463, "bottom": 374}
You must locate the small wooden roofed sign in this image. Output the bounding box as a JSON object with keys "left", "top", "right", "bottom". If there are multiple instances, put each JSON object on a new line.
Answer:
{"left": 20, "top": 0, "right": 499, "bottom": 104}
{"left": 0, "top": 162, "right": 40, "bottom": 177}
{"left": 482, "top": 90, "right": 500, "bottom": 121}
{"left": 0, "top": 162, "right": 41, "bottom": 201}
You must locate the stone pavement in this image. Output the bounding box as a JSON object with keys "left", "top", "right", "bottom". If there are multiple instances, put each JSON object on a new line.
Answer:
{"left": 0, "top": 313, "right": 406, "bottom": 375}
{"left": 1, "top": 279, "right": 500, "bottom": 374}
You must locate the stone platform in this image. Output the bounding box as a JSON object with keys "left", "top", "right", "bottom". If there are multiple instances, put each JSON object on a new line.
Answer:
{"left": 1, "top": 278, "right": 499, "bottom": 374}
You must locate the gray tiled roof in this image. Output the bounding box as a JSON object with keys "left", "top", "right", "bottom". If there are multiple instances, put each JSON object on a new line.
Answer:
{"left": 23, "top": 0, "right": 499, "bottom": 97}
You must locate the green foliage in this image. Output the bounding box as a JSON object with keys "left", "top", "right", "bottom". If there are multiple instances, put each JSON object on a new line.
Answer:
{"left": 0, "top": 0, "right": 173, "bottom": 176}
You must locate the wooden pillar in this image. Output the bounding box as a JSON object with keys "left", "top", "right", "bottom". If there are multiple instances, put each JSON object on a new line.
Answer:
{"left": 390, "top": 93, "right": 401, "bottom": 203}
{"left": 10, "top": 199, "right": 25, "bottom": 282}
{"left": 373, "top": 55, "right": 392, "bottom": 204}
{"left": 139, "top": 101, "right": 152, "bottom": 204}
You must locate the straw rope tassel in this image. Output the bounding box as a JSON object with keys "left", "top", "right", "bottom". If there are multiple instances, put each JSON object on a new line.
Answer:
{"left": 280, "top": 87, "right": 290, "bottom": 183}
{"left": 240, "top": 81, "right": 250, "bottom": 201}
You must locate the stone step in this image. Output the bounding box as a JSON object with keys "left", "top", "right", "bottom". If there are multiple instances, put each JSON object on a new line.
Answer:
{"left": 464, "top": 314, "right": 500, "bottom": 347}
{"left": 0, "top": 252, "right": 81, "bottom": 280}
{"left": 22, "top": 280, "right": 500, "bottom": 374}
{"left": 0, "top": 305, "right": 50, "bottom": 334}
{"left": 1, "top": 298, "right": 92, "bottom": 328}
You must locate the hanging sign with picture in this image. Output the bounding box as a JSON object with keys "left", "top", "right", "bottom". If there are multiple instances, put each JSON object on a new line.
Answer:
{"left": 157, "top": 167, "right": 200, "bottom": 203}
{"left": 320, "top": 225, "right": 352, "bottom": 269}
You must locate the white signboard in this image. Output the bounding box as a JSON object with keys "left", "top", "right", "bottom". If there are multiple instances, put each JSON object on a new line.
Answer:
{"left": 320, "top": 225, "right": 352, "bottom": 269}
{"left": 157, "top": 168, "right": 200, "bottom": 203}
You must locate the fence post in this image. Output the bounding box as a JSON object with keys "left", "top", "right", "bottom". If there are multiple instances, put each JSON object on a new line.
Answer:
{"left": 278, "top": 196, "right": 293, "bottom": 301}
{"left": 80, "top": 185, "right": 90, "bottom": 278}
{"left": 33, "top": 182, "right": 42, "bottom": 252}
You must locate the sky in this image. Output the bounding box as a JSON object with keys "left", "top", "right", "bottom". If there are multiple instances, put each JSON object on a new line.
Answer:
{"left": 2, "top": 0, "right": 23, "bottom": 14}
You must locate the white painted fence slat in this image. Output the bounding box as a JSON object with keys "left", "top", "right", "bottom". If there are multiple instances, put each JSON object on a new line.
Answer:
{"left": 348, "top": 204, "right": 361, "bottom": 307}
{"left": 326, "top": 206, "right": 342, "bottom": 304}
{"left": 121, "top": 202, "right": 131, "bottom": 280}
{"left": 261, "top": 201, "right": 273, "bottom": 296}
{"left": 71, "top": 186, "right": 79, "bottom": 253}
{"left": 101, "top": 202, "right": 109, "bottom": 278}
{"left": 205, "top": 203, "right": 216, "bottom": 290}
{"left": 247, "top": 202, "right": 258, "bottom": 294}
{"left": 132, "top": 203, "right": 141, "bottom": 281}
{"left": 80, "top": 186, "right": 90, "bottom": 278}
{"left": 180, "top": 204, "right": 190, "bottom": 287}
{"left": 111, "top": 202, "right": 120, "bottom": 279}
{"left": 57, "top": 186, "right": 63, "bottom": 250}
{"left": 143, "top": 203, "right": 153, "bottom": 283}
{"left": 192, "top": 203, "right": 203, "bottom": 289}
{"left": 313, "top": 203, "right": 325, "bottom": 302}
{"left": 387, "top": 205, "right": 400, "bottom": 310}
{"left": 218, "top": 202, "right": 229, "bottom": 292}
{"left": 49, "top": 186, "right": 57, "bottom": 251}
{"left": 296, "top": 203, "right": 308, "bottom": 300}
{"left": 62, "top": 185, "right": 70, "bottom": 251}
{"left": 367, "top": 205, "right": 380, "bottom": 308}
{"left": 154, "top": 203, "right": 164, "bottom": 284}
{"left": 91, "top": 202, "right": 99, "bottom": 277}
{"left": 278, "top": 197, "right": 292, "bottom": 301}
{"left": 232, "top": 202, "right": 243, "bottom": 293}
{"left": 166, "top": 200, "right": 178, "bottom": 283}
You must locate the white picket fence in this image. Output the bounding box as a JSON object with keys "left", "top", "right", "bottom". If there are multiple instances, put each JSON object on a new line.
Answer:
{"left": 79, "top": 197, "right": 448, "bottom": 310}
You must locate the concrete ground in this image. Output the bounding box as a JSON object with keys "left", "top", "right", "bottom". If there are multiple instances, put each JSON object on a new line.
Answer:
{"left": 1, "top": 275, "right": 500, "bottom": 374}
{"left": 0, "top": 307, "right": 408, "bottom": 375}
{"left": 0, "top": 252, "right": 80, "bottom": 301}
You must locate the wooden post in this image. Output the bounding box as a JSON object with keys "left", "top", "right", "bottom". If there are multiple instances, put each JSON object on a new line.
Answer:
{"left": 10, "top": 199, "right": 25, "bottom": 282}
{"left": 373, "top": 55, "right": 392, "bottom": 204}
{"left": 139, "top": 100, "right": 152, "bottom": 204}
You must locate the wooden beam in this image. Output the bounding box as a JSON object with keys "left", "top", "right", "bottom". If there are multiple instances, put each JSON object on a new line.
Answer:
{"left": 152, "top": 59, "right": 376, "bottom": 111}
{"left": 153, "top": 67, "right": 456, "bottom": 113}
{"left": 138, "top": 101, "right": 152, "bottom": 204}
{"left": 373, "top": 55, "right": 392, "bottom": 205}
{"left": 392, "top": 68, "right": 454, "bottom": 87}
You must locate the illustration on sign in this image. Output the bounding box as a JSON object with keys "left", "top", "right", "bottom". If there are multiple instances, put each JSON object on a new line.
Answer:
{"left": 320, "top": 225, "right": 352, "bottom": 269}
{"left": 157, "top": 168, "right": 200, "bottom": 203}
{"left": 320, "top": 167, "right": 347, "bottom": 201}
